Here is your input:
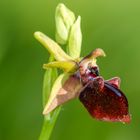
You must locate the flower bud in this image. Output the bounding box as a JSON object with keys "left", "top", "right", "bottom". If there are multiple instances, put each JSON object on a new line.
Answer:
{"left": 55, "top": 3, "right": 75, "bottom": 44}
{"left": 68, "top": 16, "right": 82, "bottom": 59}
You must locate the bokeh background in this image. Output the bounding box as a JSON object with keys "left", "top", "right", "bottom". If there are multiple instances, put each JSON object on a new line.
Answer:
{"left": 0, "top": 0, "right": 140, "bottom": 140}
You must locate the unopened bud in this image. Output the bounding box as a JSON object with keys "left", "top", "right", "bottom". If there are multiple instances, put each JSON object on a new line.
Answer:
{"left": 68, "top": 16, "right": 82, "bottom": 59}
{"left": 55, "top": 3, "right": 75, "bottom": 44}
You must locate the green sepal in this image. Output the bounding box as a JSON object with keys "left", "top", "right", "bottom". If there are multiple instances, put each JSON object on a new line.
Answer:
{"left": 34, "top": 31, "right": 73, "bottom": 61}
{"left": 43, "top": 73, "right": 82, "bottom": 115}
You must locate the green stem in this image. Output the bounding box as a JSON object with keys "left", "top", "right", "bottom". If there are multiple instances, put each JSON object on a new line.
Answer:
{"left": 38, "top": 56, "right": 61, "bottom": 140}
{"left": 38, "top": 108, "right": 61, "bottom": 140}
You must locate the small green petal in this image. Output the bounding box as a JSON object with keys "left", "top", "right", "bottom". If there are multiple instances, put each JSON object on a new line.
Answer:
{"left": 43, "top": 61, "right": 78, "bottom": 73}
{"left": 34, "top": 31, "right": 73, "bottom": 61}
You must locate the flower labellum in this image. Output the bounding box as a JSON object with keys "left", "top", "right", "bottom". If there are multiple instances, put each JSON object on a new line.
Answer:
{"left": 78, "top": 52, "right": 131, "bottom": 123}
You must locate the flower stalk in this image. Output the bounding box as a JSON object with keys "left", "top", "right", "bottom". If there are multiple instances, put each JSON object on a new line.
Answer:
{"left": 34, "top": 3, "right": 130, "bottom": 140}
{"left": 35, "top": 3, "right": 83, "bottom": 140}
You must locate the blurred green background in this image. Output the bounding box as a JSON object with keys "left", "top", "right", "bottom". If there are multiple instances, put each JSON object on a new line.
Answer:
{"left": 0, "top": 0, "right": 140, "bottom": 140}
